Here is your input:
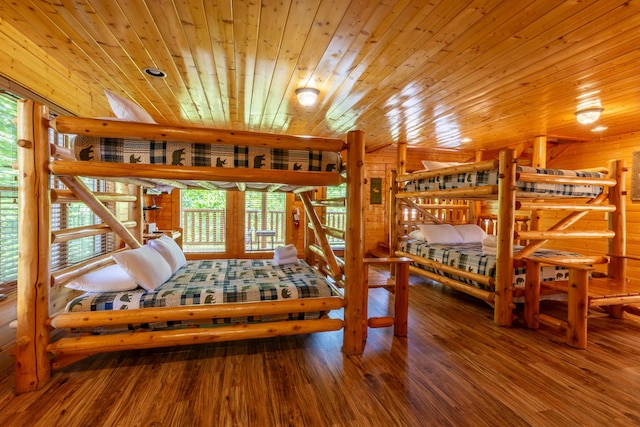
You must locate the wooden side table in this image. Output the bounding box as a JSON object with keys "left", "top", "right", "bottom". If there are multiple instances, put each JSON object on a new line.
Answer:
{"left": 144, "top": 229, "right": 183, "bottom": 248}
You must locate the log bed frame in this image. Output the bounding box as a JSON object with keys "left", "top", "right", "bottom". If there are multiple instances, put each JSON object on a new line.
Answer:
{"left": 14, "top": 100, "right": 409, "bottom": 393}
{"left": 391, "top": 144, "right": 637, "bottom": 348}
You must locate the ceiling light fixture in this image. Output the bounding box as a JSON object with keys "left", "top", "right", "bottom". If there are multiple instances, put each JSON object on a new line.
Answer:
{"left": 143, "top": 67, "right": 167, "bottom": 78}
{"left": 295, "top": 87, "right": 319, "bottom": 107}
{"left": 575, "top": 107, "right": 603, "bottom": 125}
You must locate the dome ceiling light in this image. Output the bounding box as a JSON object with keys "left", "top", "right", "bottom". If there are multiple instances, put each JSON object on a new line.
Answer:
{"left": 295, "top": 87, "right": 319, "bottom": 107}
{"left": 575, "top": 107, "right": 603, "bottom": 125}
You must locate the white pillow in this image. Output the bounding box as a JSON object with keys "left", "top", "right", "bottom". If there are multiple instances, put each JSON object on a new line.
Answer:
{"left": 421, "top": 160, "right": 464, "bottom": 171}
{"left": 112, "top": 246, "right": 172, "bottom": 291}
{"left": 454, "top": 224, "right": 486, "bottom": 243}
{"left": 147, "top": 234, "right": 186, "bottom": 273}
{"left": 408, "top": 229, "right": 426, "bottom": 240}
{"left": 417, "top": 224, "right": 463, "bottom": 244}
{"left": 65, "top": 264, "right": 138, "bottom": 292}
{"left": 104, "top": 89, "right": 156, "bottom": 124}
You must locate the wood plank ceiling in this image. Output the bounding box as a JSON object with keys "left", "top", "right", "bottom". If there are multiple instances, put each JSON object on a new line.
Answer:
{"left": 1, "top": 0, "right": 639, "bottom": 153}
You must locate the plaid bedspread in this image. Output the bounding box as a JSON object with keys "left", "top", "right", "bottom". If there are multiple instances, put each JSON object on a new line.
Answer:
{"left": 404, "top": 165, "right": 604, "bottom": 198}
{"left": 64, "top": 259, "right": 336, "bottom": 329}
{"left": 72, "top": 135, "right": 342, "bottom": 172}
{"left": 399, "top": 240, "right": 579, "bottom": 292}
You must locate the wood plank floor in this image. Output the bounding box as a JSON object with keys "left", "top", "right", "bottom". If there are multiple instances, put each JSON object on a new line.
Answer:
{"left": 2, "top": 269, "right": 640, "bottom": 426}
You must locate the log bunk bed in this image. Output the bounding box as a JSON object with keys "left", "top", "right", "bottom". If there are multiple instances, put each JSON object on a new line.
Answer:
{"left": 391, "top": 144, "right": 637, "bottom": 348}
{"left": 14, "top": 100, "right": 408, "bottom": 394}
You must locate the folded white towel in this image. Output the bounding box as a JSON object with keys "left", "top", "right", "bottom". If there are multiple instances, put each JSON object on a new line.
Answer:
{"left": 274, "top": 244, "right": 297, "bottom": 260}
{"left": 482, "top": 235, "right": 497, "bottom": 247}
{"left": 482, "top": 246, "right": 497, "bottom": 255}
{"left": 273, "top": 256, "right": 298, "bottom": 266}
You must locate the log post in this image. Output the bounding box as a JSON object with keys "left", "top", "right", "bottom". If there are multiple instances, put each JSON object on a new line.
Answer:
{"left": 389, "top": 169, "right": 398, "bottom": 277}
{"left": 529, "top": 136, "right": 547, "bottom": 246}
{"left": 607, "top": 159, "right": 626, "bottom": 318}
{"left": 16, "top": 100, "right": 51, "bottom": 392}
{"left": 566, "top": 268, "right": 589, "bottom": 349}
{"left": 394, "top": 260, "right": 409, "bottom": 337}
{"left": 343, "top": 130, "right": 366, "bottom": 355}
{"left": 524, "top": 259, "right": 541, "bottom": 328}
{"left": 495, "top": 149, "right": 515, "bottom": 326}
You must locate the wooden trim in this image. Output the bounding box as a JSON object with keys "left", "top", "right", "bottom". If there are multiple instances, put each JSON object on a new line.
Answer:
{"left": 516, "top": 172, "right": 617, "bottom": 187}
{"left": 515, "top": 201, "right": 616, "bottom": 212}
{"left": 50, "top": 297, "right": 345, "bottom": 329}
{"left": 515, "top": 230, "right": 616, "bottom": 240}
{"left": 396, "top": 159, "right": 499, "bottom": 182}
{"left": 51, "top": 189, "right": 138, "bottom": 203}
{"left": 48, "top": 318, "right": 345, "bottom": 358}
{"left": 50, "top": 160, "right": 343, "bottom": 188}
{"left": 57, "top": 176, "right": 142, "bottom": 249}
{"left": 52, "top": 221, "right": 137, "bottom": 243}
{"left": 396, "top": 251, "right": 494, "bottom": 288}
{"left": 407, "top": 265, "right": 494, "bottom": 303}
{"left": 396, "top": 185, "right": 498, "bottom": 200}
{"left": 51, "top": 250, "right": 126, "bottom": 287}
{"left": 50, "top": 116, "right": 346, "bottom": 152}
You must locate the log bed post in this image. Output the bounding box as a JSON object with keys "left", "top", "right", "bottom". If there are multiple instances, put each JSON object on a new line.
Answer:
{"left": 530, "top": 136, "right": 547, "bottom": 244}
{"left": 343, "top": 130, "right": 366, "bottom": 355}
{"left": 16, "top": 100, "right": 51, "bottom": 392}
{"left": 495, "top": 149, "right": 516, "bottom": 326}
{"left": 607, "top": 159, "right": 626, "bottom": 318}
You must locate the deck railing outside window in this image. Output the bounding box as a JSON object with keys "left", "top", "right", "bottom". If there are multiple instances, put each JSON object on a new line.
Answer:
{"left": 182, "top": 209, "right": 288, "bottom": 252}
{"left": 182, "top": 209, "right": 347, "bottom": 252}
{"left": 326, "top": 211, "right": 346, "bottom": 245}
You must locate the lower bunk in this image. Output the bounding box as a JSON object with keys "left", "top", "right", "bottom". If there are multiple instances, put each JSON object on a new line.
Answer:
{"left": 49, "top": 256, "right": 345, "bottom": 369}
{"left": 397, "top": 236, "right": 580, "bottom": 302}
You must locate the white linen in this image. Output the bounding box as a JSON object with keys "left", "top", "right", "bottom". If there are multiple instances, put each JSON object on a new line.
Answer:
{"left": 273, "top": 244, "right": 299, "bottom": 265}
{"left": 482, "top": 235, "right": 497, "bottom": 254}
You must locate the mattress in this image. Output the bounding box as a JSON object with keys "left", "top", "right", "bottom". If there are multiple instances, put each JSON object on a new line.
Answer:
{"left": 72, "top": 135, "right": 343, "bottom": 172}
{"left": 64, "top": 259, "right": 337, "bottom": 331}
{"left": 404, "top": 165, "right": 604, "bottom": 198}
{"left": 399, "top": 240, "right": 580, "bottom": 292}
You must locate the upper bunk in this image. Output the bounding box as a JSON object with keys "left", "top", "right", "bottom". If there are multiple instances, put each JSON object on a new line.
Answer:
{"left": 396, "top": 151, "right": 616, "bottom": 202}
{"left": 48, "top": 115, "right": 347, "bottom": 192}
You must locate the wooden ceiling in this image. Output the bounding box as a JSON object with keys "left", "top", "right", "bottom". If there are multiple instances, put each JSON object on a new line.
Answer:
{"left": 1, "top": 0, "right": 639, "bottom": 153}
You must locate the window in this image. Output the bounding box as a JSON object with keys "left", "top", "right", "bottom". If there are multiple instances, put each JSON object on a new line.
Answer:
{"left": 245, "top": 191, "right": 285, "bottom": 251}
{"left": 0, "top": 93, "right": 115, "bottom": 297}
{"left": 179, "top": 189, "right": 286, "bottom": 254}
{"left": 181, "top": 189, "right": 227, "bottom": 253}
{"left": 0, "top": 92, "right": 18, "bottom": 296}
{"left": 326, "top": 183, "right": 346, "bottom": 246}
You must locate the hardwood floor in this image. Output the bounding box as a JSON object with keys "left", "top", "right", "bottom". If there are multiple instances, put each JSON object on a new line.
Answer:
{"left": 2, "top": 270, "right": 640, "bottom": 426}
